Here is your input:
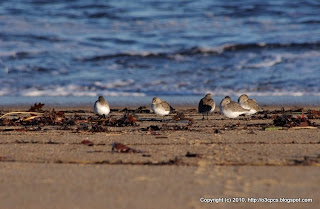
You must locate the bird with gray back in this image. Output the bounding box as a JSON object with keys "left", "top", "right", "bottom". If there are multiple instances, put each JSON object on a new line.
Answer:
{"left": 94, "top": 96, "right": 110, "bottom": 117}
{"left": 198, "top": 93, "right": 215, "bottom": 120}
{"left": 151, "top": 97, "right": 174, "bottom": 119}
{"left": 238, "top": 94, "right": 263, "bottom": 115}
{"left": 220, "top": 96, "right": 250, "bottom": 118}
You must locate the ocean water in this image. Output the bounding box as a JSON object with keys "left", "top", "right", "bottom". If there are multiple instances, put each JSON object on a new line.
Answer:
{"left": 0, "top": 0, "right": 320, "bottom": 106}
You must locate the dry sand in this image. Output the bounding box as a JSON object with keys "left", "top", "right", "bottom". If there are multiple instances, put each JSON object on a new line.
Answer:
{"left": 0, "top": 105, "right": 319, "bottom": 209}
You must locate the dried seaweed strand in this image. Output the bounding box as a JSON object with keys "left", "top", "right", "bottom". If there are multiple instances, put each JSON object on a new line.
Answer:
{"left": 0, "top": 112, "right": 44, "bottom": 119}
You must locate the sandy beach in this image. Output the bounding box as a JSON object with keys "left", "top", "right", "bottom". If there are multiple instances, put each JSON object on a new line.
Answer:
{"left": 0, "top": 105, "right": 319, "bottom": 209}
{"left": 2, "top": 0, "right": 320, "bottom": 208}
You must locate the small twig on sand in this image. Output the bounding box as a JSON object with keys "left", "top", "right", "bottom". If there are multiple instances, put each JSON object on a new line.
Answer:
{"left": 0, "top": 112, "right": 44, "bottom": 119}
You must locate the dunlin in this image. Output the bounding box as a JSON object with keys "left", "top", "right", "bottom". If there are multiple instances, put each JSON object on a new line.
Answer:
{"left": 151, "top": 97, "right": 174, "bottom": 117}
{"left": 238, "top": 94, "right": 263, "bottom": 115}
{"left": 198, "top": 93, "right": 215, "bottom": 120}
{"left": 94, "top": 96, "right": 110, "bottom": 117}
{"left": 219, "top": 96, "right": 250, "bottom": 118}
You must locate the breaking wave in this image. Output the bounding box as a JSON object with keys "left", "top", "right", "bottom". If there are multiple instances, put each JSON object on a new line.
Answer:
{"left": 80, "top": 42, "right": 320, "bottom": 61}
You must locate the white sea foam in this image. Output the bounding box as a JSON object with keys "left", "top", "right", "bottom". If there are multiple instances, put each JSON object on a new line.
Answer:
{"left": 248, "top": 55, "right": 282, "bottom": 68}
{"left": 196, "top": 46, "right": 222, "bottom": 54}
{"left": 281, "top": 50, "right": 320, "bottom": 60}
{"left": 0, "top": 87, "right": 11, "bottom": 96}
{"left": 150, "top": 80, "right": 167, "bottom": 85}
{"left": 94, "top": 79, "right": 135, "bottom": 88}
{"left": 18, "top": 84, "right": 320, "bottom": 97}
{"left": 194, "top": 88, "right": 320, "bottom": 97}
{"left": 21, "top": 85, "right": 145, "bottom": 97}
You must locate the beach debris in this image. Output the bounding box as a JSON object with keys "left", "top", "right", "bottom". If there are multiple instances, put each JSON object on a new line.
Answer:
{"left": 91, "top": 124, "right": 108, "bottom": 132}
{"left": 222, "top": 123, "right": 240, "bottom": 130}
{"left": 248, "top": 130, "right": 256, "bottom": 134}
{"left": 0, "top": 107, "right": 142, "bottom": 133}
{"left": 264, "top": 126, "right": 283, "bottom": 131}
{"left": 65, "top": 118, "right": 76, "bottom": 125}
{"left": 1, "top": 105, "right": 317, "bottom": 134}
{"left": 307, "top": 110, "right": 320, "bottom": 119}
{"left": 3, "top": 128, "right": 27, "bottom": 132}
{"left": 142, "top": 154, "right": 152, "bottom": 157}
{"left": 0, "top": 108, "right": 67, "bottom": 128}
{"left": 15, "top": 139, "right": 39, "bottom": 144}
{"left": 0, "top": 156, "right": 14, "bottom": 162}
{"left": 0, "top": 111, "right": 44, "bottom": 120}
{"left": 0, "top": 117, "right": 16, "bottom": 126}
{"left": 111, "top": 142, "right": 141, "bottom": 153}
{"left": 141, "top": 124, "right": 190, "bottom": 132}
{"left": 140, "top": 125, "right": 161, "bottom": 132}
{"left": 20, "top": 110, "right": 65, "bottom": 126}
{"left": 116, "top": 113, "right": 138, "bottom": 126}
{"left": 119, "top": 107, "right": 131, "bottom": 112}
{"left": 269, "top": 107, "right": 298, "bottom": 114}
{"left": 273, "top": 114, "right": 313, "bottom": 128}
{"left": 172, "top": 112, "right": 185, "bottom": 120}
{"left": 76, "top": 125, "right": 89, "bottom": 132}
{"left": 23, "top": 115, "right": 41, "bottom": 121}
{"left": 46, "top": 140, "right": 60, "bottom": 144}
{"left": 286, "top": 107, "right": 303, "bottom": 114}
{"left": 250, "top": 113, "right": 271, "bottom": 120}
{"left": 185, "top": 152, "right": 201, "bottom": 158}
{"left": 81, "top": 139, "right": 94, "bottom": 146}
{"left": 162, "top": 124, "right": 190, "bottom": 131}
{"left": 290, "top": 155, "right": 320, "bottom": 166}
{"left": 172, "top": 112, "right": 193, "bottom": 122}
{"left": 28, "top": 103, "right": 45, "bottom": 112}
{"left": 73, "top": 117, "right": 88, "bottom": 125}
{"left": 269, "top": 107, "right": 320, "bottom": 118}
{"left": 127, "top": 114, "right": 138, "bottom": 123}
{"left": 149, "top": 125, "right": 161, "bottom": 131}
{"left": 151, "top": 131, "right": 161, "bottom": 135}
{"left": 94, "top": 113, "right": 138, "bottom": 127}
{"left": 289, "top": 126, "right": 318, "bottom": 130}
{"left": 154, "top": 136, "right": 168, "bottom": 139}
{"left": 134, "top": 106, "right": 151, "bottom": 113}
{"left": 214, "top": 129, "right": 221, "bottom": 134}
{"left": 186, "top": 108, "right": 197, "bottom": 113}
{"left": 47, "top": 109, "right": 66, "bottom": 124}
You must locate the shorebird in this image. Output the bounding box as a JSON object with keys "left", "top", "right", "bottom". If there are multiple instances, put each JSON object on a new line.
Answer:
{"left": 94, "top": 96, "right": 110, "bottom": 117}
{"left": 238, "top": 94, "right": 263, "bottom": 115}
{"left": 151, "top": 97, "right": 174, "bottom": 119}
{"left": 198, "top": 93, "right": 215, "bottom": 120}
{"left": 219, "top": 96, "right": 250, "bottom": 118}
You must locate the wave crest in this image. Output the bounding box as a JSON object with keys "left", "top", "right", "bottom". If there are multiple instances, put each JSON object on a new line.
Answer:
{"left": 79, "top": 41, "right": 320, "bottom": 62}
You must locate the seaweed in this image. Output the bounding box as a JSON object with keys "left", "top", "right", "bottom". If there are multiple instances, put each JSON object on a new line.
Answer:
{"left": 28, "top": 103, "right": 45, "bottom": 112}
{"left": 81, "top": 139, "right": 94, "bottom": 146}
{"left": 273, "top": 114, "right": 313, "bottom": 127}
{"left": 111, "top": 142, "right": 142, "bottom": 153}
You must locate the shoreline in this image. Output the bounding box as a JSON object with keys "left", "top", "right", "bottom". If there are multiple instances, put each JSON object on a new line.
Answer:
{"left": 0, "top": 95, "right": 320, "bottom": 108}
{"left": 1, "top": 104, "right": 319, "bottom": 113}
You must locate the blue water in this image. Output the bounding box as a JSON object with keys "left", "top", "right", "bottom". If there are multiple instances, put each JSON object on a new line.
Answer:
{"left": 0, "top": 0, "right": 320, "bottom": 105}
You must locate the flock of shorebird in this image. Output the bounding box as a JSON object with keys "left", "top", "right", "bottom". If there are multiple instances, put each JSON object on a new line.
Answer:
{"left": 94, "top": 94, "right": 263, "bottom": 120}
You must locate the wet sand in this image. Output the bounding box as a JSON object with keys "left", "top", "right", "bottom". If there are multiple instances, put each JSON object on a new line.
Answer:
{"left": 0, "top": 105, "right": 319, "bottom": 209}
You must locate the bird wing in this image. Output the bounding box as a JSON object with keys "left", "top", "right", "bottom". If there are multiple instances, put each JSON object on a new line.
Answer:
{"left": 205, "top": 98, "right": 215, "bottom": 107}
{"left": 199, "top": 98, "right": 214, "bottom": 113}
{"left": 229, "top": 101, "right": 250, "bottom": 112}
{"left": 248, "top": 99, "right": 262, "bottom": 111}
{"left": 160, "top": 100, "right": 173, "bottom": 112}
